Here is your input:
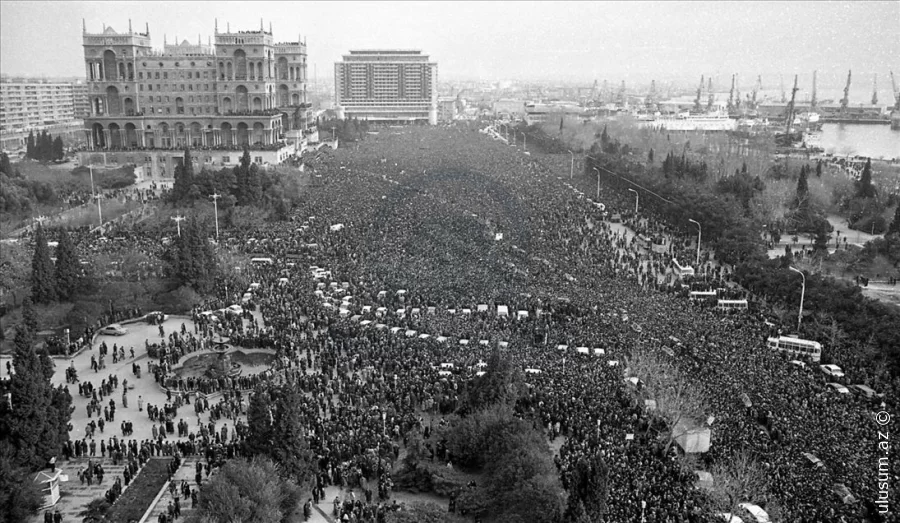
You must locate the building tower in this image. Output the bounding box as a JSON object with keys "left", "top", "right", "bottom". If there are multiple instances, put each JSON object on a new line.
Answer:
{"left": 79, "top": 20, "right": 312, "bottom": 179}
{"left": 82, "top": 19, "right": 151, "bottom": 148}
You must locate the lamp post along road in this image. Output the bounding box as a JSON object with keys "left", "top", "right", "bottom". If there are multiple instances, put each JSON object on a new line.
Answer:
{"left": 592, "top": 167, "right": 600, "bottom": 199}
{"left": 688, "top": 219, "right": 702, "bottom": 267}
{"left": 210, "top": 193, "right": 221, "bottom": 241}
{"left": 89, "top": 165, "right": 103, "bottom": 227}
{"left": 628, "top": 188, "right": 639, "bottom": 215}
{"left": 171, "top": 215, "right": 185, "bottom": 237}
{"left": 789, "top": 266, "right": 806, "bottom": 332}
{"left": 569, "top": 150, "right": 574, "bottom": 179}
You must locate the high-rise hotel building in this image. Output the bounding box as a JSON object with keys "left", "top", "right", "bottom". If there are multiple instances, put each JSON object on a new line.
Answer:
{"left": 80, "top": 20, "right": 312, "bottom": 177}
{"left": 334, "top": 50, "right": 437, "bottom": 125}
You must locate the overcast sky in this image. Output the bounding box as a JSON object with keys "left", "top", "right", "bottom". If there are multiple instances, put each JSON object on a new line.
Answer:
{"left": 1, "top": 1, "right": 898, "bottom": 93}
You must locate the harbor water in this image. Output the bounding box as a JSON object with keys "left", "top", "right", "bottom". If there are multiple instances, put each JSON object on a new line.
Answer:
{"left": 810, "top": 123, "right": 900, "bottom": 160}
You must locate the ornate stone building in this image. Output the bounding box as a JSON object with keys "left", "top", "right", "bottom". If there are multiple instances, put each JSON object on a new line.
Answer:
{"left": 80, "top": 19, "right": 312, "bottom": 177}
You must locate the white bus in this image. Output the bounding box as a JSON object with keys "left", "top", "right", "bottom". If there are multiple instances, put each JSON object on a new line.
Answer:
{"left": 250, "top": 257, "right": 274, "bottom": 265}
{"left": 767, "top": 336, "right": 822, "bottom": 363}
{"left": 717, "top": 299, "right": 749, "bottom": 312}
{"left": 689, "top": 291, "right": 717, "bottom": 303}
{"left": 672, "top": 259, "right": 695, "bottom": 277}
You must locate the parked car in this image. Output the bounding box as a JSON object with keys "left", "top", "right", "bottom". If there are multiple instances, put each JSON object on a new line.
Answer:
{"left": 827, "top": 382, "right": 850, "bottom": 394}
{"left": 146, "top": 311, "right": 168, "bottom": 324}
{"left": 225, "top": 305, "right": 243, "bottom": 316}
{"left": 100, "top": 324, "right": 127, "bottom": 336}
{"left": 820, "top": 364, "right": 845, "bottom": 379}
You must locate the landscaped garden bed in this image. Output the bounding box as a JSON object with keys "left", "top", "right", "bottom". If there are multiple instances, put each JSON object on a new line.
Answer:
{"left": 100, "top": 457, "right": 173, "bottom": 523}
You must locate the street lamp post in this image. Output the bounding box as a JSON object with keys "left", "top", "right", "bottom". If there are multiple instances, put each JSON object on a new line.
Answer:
{"left": 523, "top": 131, "right": 526, "bottom": 152}
{"left": 789, "top": 266, "right": 806, "bottom": 332}
{"left": 688, "top": 219, "right": 702, "bottom": 267}
{"left": 210, "top": 193, "right": 221, "bottom": 241}
{"left": 628, "top": 188, "right": 639, "bottom": 215}
{"left": 592, "top": 167, "right": 600, "bottom": 199}
{"left": 569, "top": 150, "right": 574, "bottom": 179}
{"left": 89, "top": 165, "right": 103, "bottom": 227}
{"left": 171, "top": 215, "right": 185, "bottom": 237}
{"left": 94, "top": 194, "right": 103, "bottom": 227}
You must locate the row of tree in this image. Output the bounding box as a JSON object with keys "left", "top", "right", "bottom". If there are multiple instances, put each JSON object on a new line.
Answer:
{"left": 586, "top": 132, "right": 900, "bottom": 377}
{"left": 0, "top": 153, "right": 61, "bottom": 215}
{"left": 161, "top": 215, "right": 219, "bottom": 294}
{"left": 26, "top": 131, "right": 65, "bottom": 163}
{"left": 168, "top": 147, "right": 298, "bottom": 221}
{"left": 0, "top": 325, "right": 73, "bottom": 521}
{"left": 30, "top": 225, "right": 84, "bottom": 304}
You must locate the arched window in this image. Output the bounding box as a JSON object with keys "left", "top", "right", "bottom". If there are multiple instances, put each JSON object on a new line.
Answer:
{"left": 234, "top": 50, "right": 247, "bottom": 79}
{"left": 106, "top": 86, "right": 121, "bottom": 115}
{"left": 103, "top": 50, "right": 117, "bottom": 81}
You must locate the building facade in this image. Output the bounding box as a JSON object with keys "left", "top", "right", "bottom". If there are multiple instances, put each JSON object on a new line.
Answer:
{"left": 0, "top": 80, "right": 89, "bottom": 149}
{"left": 334, "top": 50, "right": 437, "bottom": 125}
{"left": 80, "top": 20, "right": 312, "bottom": 177}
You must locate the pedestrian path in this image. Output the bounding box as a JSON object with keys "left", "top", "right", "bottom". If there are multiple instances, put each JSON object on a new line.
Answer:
{"left": 28, "top": 456, "right": 135, "bottom": 523}
{"left": 144, "top": 455, "right": 202, "bottom": 522}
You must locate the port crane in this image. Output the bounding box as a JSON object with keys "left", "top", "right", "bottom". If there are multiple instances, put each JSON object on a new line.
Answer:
{"left": 891, "top": 71, "right": 900, "bottom": 130}
{"left": 775, "top": 75, "right": 801, "bottom": 147}
{"left": 694, "top": 75, "right": 704, "bottom": 112}
{"left": 872, "top": 74, "right": 878, "bottom": 106}
{"left": 810, "top": 70, "right": 817, "bottom": 109}
{"left": 840, "top": 70, "right": 852, "bottom": 111}
{"left": 891, "top": 71, "right": 900, "bottom": 110}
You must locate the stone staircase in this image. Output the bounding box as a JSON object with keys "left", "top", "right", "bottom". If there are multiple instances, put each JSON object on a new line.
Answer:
{"left": 144, "top": 455, "right": 202, "bottom": 522}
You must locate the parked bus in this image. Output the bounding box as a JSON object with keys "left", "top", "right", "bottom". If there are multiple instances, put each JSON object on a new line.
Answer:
{"left": 767, "top": 336, "right": 822, "bottom": 362}
{"left": 672, "top": 259, "right": 695, "bottom": 277}
{"left": 717, "top": 299, "right": 749, "bottom": 312}
{"left": 689, "top": 291, "right": 717, "bottom": 303}
{"left": 250, "top": 257, "right": 274, "bottom": 265}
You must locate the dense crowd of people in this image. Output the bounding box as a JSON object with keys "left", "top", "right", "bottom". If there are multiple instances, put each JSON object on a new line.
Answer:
{"left": 41, "top": 122, "right": 895, "bottom": 522}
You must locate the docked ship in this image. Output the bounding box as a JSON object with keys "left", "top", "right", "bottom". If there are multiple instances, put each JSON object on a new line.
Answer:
{"left": 638, "top": 112, "right": 737, "bottom": 132}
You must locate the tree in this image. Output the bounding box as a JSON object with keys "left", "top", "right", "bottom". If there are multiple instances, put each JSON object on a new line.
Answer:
{"left": 648, "top": 148, "right": 654, "bottom": 164}
{"left": 243, "top": 387, "right": 316, "bottom": 488}
{"left": 30, "top": 225, "right": 57, "bottom": 304}
{"left": 780, "top": 244, "right": 793, "bottom": 269}
{"left": 171, "top": 148, "right": 195, "bottom": 202}
{"left": 25, "top": 132, "right": 35, "bottom": 160}
{"left": 710, "top": 451, "right": 767, "bottom": 523}
{"left": 856, "top": 158, "right": 876, "bottom": 198}
{"left": 234, "top": 147, "right": 253, "bottom": 205}
{"left": 816, "top": 160, "right": 822, "bottom": 178}
{"left": 0, "top": 442, "right": 44, "bottom": 523}
{"left": 0, "top": 153, "right": 12, "bottom": 176}
{"left": 563, "top": 452, "right": 609, "bottom": 521}
{"left": 793, "top": 165, "right": 809, "bottom": 210}
{"left": 21, "top": 297, "right": 38, "bottom": 334}
{"left": 0, "top": 327, "right": 69, "bottom": 470}
{"left": 54, "top": 228, "right": 80, "bottom": 301}
{"left": 888, "top": 205, "right": 900, "bottom": 236}
{"left": 167, "top": 216, "right": 217, "bottom": 293}
{"left": 247, "top": 163, "right": 263, "bottom": 205}
{"left": 194, "top": 457, "right": 301, "bottom": 523}
{"left": 625, "top": 347, "right": 707, "bottom": 453}
{"left": 51, "top": 136, "right": 64, "bottom": 162}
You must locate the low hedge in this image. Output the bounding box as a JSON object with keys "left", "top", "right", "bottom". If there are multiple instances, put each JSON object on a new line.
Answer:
{"left": 102, "top": 457, "right": 173, "bottom": 523}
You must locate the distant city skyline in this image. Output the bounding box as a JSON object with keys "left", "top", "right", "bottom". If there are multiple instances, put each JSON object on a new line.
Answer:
{"left": 1, "top": 1, "right": 898, "bottom": 96}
